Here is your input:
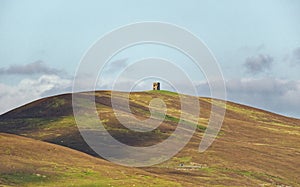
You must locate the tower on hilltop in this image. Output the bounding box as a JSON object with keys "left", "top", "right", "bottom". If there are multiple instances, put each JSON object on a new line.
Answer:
{"left": 153, "top": 82, "right": 160, "bottom": 90}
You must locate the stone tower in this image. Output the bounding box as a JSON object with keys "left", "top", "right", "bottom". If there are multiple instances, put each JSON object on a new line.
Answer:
{"left": 153, "top": 82, "right": 160, "bottom": 90}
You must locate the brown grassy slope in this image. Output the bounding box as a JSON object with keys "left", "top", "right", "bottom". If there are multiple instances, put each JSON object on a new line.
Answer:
{"left": 139, "top": 93, "right": 300, "bottom": 186}
{"left": 0, "top": 133, "right": 181, "bottom": 187}
{"left": 0, "top": 90, "right": 299, "bottom": 186}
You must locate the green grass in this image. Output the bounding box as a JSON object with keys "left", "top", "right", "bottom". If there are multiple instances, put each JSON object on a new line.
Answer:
{"left": 165, "top": 115, "right": 180, "bottom": 123}
{"left": 148, "top": 90, "right": 179, "bottom": 96}
{"left": 164, "top": 114, "right": 207, "bottom": 132}
{"left": 48, "top": 98, "right": 66, "bottom": 109}
{"left": 130, "top": 106, "right": 151, "bottom": 117}
{"left": 0, "top": 173, "right": 49, "bottom": 185}
{"left": 196, "top": 124, "right": 207, "bottom": 132}
{"left": 0, "top": 117, "right": 75, "bottom": 131}
{"left": 172, "top": 156, "right": 192, "bottom": 164}
{"left": 0, "top": 170, "right": 182, "bottom": 187}
{"left": 42, "top": 116, "right": 76, "bottom": 130}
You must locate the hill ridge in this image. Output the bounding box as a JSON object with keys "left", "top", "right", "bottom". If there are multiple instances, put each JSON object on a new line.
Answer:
{"left": 0, "top": 90, "right": 297, "bottom": 120}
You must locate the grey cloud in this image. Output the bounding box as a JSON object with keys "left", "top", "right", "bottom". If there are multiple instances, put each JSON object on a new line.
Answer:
{"left": 0, "top": 60, "right": 63, "bottom": 75}
{"left": 103, "top": 58, "right": 129, "bottom": 73}
{"left": 292, "top": 47, "right": 300, "bottom": 64}
{"left": 226, "top": 78, "right": 295, "bottom": 95}
{"left": 239, "top": 44, "right": 265, "bottom": 53}
{"left": 244, "top": 54, "right": 273, "bottom": 74}
{"left": 196, "top": 78, "right": 300, "bottom": 118}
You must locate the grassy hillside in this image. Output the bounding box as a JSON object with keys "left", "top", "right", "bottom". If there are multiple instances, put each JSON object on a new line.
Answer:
{"left": 0, "top": 90, "right": 299, "bottom": 186}
{"left": 0, "top": 133, "right": 181, "bottom": 187}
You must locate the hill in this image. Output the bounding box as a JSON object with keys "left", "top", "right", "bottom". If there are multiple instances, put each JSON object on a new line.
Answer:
{"left": 0, "top": 132, "right": 180, "bottom": 186}
{"left": 0, "top": 90, "right": 299, "bottom": 186}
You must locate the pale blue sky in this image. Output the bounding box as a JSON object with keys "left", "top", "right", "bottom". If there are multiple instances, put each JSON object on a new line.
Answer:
{"left": 1, "top": 0, "right": 300, "bottom": 117}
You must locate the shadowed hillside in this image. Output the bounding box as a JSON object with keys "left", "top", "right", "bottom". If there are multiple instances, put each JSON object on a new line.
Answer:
{"left": 0, "top": 90, "right": 299, "bottom": 186}
{"left": 0, "top": 133, "right": 180, "bottom": 187}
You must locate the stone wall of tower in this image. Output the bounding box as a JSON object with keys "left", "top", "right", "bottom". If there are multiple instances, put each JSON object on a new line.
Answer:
{"left": 153, "top": 82, "right": 160, "bottom": 90}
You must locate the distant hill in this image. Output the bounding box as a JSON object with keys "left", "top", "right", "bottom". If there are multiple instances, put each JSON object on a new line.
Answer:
{"left": 0, "top": 90, "right": 299, "bottom": 186}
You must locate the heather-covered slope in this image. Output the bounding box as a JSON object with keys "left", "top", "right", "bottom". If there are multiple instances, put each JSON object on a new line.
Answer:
{"left": 0, "top": 90, "right": 299, "bottom": 186}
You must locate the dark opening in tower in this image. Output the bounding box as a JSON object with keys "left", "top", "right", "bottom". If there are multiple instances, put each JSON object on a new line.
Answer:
{"left": 153, "top": 82, "right": 160, "bottom": 90}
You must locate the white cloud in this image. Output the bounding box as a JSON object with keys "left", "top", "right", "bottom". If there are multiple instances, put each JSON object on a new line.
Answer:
{"left": 0, "top": 75, "right": 71, "bottom": 114}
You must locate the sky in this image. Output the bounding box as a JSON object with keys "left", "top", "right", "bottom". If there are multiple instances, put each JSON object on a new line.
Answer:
{"left": 0, "top": 0, "right": 300, "bottom": 118}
